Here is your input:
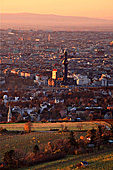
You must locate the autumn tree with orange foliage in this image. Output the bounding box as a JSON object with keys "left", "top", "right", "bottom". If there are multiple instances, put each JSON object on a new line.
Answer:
{"left": 24, "top": 121, "right": 32, "bottom": 133}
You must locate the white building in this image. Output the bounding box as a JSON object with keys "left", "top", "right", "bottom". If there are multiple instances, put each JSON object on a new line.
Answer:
{"left": 35, "top": 74, "right": 40, "bottom": 81}
{"left": 73, "top": 74, "right": 91, "bottom": 86}
{"left": 108, "top": 79, "right": 113, "bottom": 86}
{"left": 22, "top": 107, "right": 37, "bottom": 115}
{"left": 99, "top": 74, "right": 111, "bottom": 86}
{"left": 100, "top": 78, "right": 108, "bottom": 86}
{"left": 76, "top": 76, "right": 91, "bottom": 86}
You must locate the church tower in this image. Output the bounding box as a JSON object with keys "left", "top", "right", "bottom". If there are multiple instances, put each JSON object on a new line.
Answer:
{"left": 7, "top": 105, "right": 12, "bottom": 122}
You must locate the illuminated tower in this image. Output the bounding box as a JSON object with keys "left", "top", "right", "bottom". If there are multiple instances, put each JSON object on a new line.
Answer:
{"left": 48, "top": 34, "right": 51, "bottom": 41}
{"left": 63, "top": 51, "right": 68, "bottom": 85}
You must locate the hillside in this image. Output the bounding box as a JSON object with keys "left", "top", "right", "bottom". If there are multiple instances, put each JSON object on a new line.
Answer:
{"left": 1, "top": 13, "right": 113, "bottom": 31}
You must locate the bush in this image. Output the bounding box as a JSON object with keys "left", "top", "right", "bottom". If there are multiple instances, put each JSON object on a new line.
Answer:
{"left": 60, "top": 124, "right": 69, "bottom": 132}
{"left": 0, "top": 127, "right": 7, "bottom": 132}
{"left": 14, "top": 149, "right": 26, "bottom": 164}
{"left": 76, "top": 123, "right": 83, "bottom": 131}
{"left": 3, "top": 149, "right": 26, "bottom": 169}
{"left": 68, "top": 145, "right": 75, "bottom": 154}
{"left": 110, "top": 125, "right": 113, "bottom": 137}
{"left": 52, "top": 138, "right": 69, "bottom": 153}
{"left": 86, "top": 128, "right": 96, "bottom": 143}
{"left": 27, "top": 152, "right": 66, "bottom": 166}
{"left": 16, "top": 120, "right": 28, "bottom": 123}
{"left": 75, "top": 147, "right": 86, "bottom": 155}
{"left": 44, "top": 141, "right": 54, "bottom": 154}
{"left": 3, "top": 150, "right": 16, "bottom": 169}
{"left": 78, "top": 136, "right": 88, "bottom": 148}
{"left": 25, "top": 152, "right": 35, "bottom": 164}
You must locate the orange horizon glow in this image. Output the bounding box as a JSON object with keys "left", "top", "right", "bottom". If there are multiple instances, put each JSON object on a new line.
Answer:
{"left": 0, "top": 0, "right": 113, "bottom": 20}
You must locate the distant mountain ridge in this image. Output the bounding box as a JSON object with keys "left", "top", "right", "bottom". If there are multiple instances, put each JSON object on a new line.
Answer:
{"left": 1, "top": 13, "right": 113, "bottom": 31}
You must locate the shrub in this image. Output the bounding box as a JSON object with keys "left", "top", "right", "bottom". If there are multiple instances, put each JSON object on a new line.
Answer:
{"left": 68, "top": 145, "right": 75, "bottom": 154}
{"left": 25, "top": 152, "right": 35, "bottom": 164}
{"left": 0, "top": 127, "right": 3, "bottom": 131}
{"left": 3, "top": 150, "right": 16, "bottom": 169}
{"left": 3, "top": 149, "right": 26, "bottom": 169}
{"left": 110, "top": 125, "right": 113, "bottom": 137}
{"left": 59, "top": 124, "right": 69, "bottom": 132}
{"left": 27, "top": 152, "right": 66, "bottom": 166}
{"left": 11, "top": 116, "right": 16, "bottom": 123}
{"left": 13, "top": 149, "right": 26, "bottom": 167}
{"left": 44, "top": 141, "right": 54, "bottom": 154}
{"left": 0, "top": 127, "right": 7, "bottom": 132}
{"left": 14, "top": 149, "right": 26, "bottom": 160}
{"left": 60, "top": 124, "right": 64, "bottom": 131}
{"left": 63, "top": 125, "right": 68, "bottom": 132}
{"left": 78, "top": 136, "right": 88, "bottom": 148}
{"left": 86, "top": 128, "right": 96, "bottom": 143}
{"left": 75, "top": 147, "right": 86, "bottom": 155}
{"left": 76, "top": 123, "right": 83, "bottom": 131}
{"left": 53, "top": 138, "right": 69, "bottom": 153}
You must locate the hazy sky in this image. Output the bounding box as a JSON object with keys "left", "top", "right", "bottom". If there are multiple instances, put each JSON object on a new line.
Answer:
{"left": 1, "top": 0, "right": 113, "bottom": 20}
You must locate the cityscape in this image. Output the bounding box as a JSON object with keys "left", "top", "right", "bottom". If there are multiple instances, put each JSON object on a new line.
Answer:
{"left": 0, "top": 29, "right": 113, "bottom": 122}
{"left": 0, "top": 0, "right": 113, "bottom": 169}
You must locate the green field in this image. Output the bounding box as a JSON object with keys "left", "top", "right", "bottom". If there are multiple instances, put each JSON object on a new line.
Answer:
{"left": 0, "top": 121, "right": 112, "bottom": 170}
{"left": 0, "top": 131, "right": 68, "bottom": 163}
{"left": 20, "top": 149, "right": 113, "bottom": 170}
{"left": 0, "top": 121, "right": 110, "bottom": 131}
{"left": 1, "top": 131, "right": 113, "bottom": 170}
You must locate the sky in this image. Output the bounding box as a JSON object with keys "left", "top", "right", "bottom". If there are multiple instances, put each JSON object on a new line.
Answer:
{"left": 0, "top": 0, "right": 113, "bottom": 20}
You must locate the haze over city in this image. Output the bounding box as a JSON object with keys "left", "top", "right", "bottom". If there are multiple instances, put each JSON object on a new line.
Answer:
{"left": 1, "top": 0, "right": 113, "bottom": 30}
{"left": 1, "top": 0, "right": 113, "bottom": 20}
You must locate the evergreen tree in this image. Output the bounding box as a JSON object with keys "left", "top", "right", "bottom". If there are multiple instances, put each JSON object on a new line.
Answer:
{"left": 68, "top": 131, "right": 78, "bottom": 147}
{"left": 33, "top": 144, "right": 39, "bottom": 157}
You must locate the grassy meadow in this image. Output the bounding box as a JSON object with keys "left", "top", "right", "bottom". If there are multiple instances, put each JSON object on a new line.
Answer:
{"left": 0, "top": 121, "right": 110, "bottom": 131}
{"left": 20, "top": 148, "right": 113, "bottom": 170}
{"left": 0, "top": 130, "right": 88, "bottom": 163}
{"left": 0, "top": 121, "right": 112, "bottom": 169}
{"left": 0, "top": 131, "right": 66, "bottom": 163}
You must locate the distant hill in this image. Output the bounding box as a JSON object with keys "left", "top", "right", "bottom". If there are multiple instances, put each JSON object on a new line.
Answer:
{"left": 1, "top": 13, "right": 113, "bottom": 31}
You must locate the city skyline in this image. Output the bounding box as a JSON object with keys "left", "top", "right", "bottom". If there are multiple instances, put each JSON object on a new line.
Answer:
{"left": 1, "top": 0, "right": 113, "bottom": 20}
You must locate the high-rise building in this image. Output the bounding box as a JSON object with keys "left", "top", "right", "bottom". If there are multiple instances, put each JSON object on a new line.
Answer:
{"left": 52, "top": 69, "right": 57, "bottom": 80}
{"left": 63, "top": 51, "right": 68, "bottom": 85}
{"left": 48, "top": 34, "right": 51, "bottom": 41}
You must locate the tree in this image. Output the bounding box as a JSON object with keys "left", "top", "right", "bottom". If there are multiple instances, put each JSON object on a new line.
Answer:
{"left": 68, "top": 131, "right": 78, "bottom": 148}
{"left": 87, "top": 128, "right": 96, "bottom": 143}
{"left": 110, "top": 125, "right": 113, "bottom": 137}
{"left": 98, "top": 125, "right": 102, "bottom": 138}
{"left": 11, "top": 116, "right": 16, "bottom": 122}
{"left": 33, "top": 144, "right": 39, "bottom": 157}
{"left": 17, "top": 114, "right": 22, "bottom": 121}
{"left": 76, "top": 123, "right": 83, "bottom": 131}
{"left": 3, "top": 150, "right": 15, "bottom": 169}
{"left": 23, "top": 111, "right": 28, "bottom": 117}
{"left": 47, "top": 141, "right": 54, "bottom": 152}
{"left": 24, "top": 121, "right": 32, "bottom": 133}
{"left": 60, "top": 124, "right": 64, "bottom": 131}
